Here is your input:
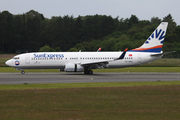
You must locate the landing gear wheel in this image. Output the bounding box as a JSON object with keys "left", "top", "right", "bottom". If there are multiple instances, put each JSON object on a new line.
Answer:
{"left": 21, "top": 71, "right": 25, "bottom": 74}
{"left": 84, "top": 69, "right": 88, "bottom": 74}
{"left": 84, "top": 69, "right": 93, "bottom": 75}
{"left": 89, "top": 70, "right": 93, "bottom": 75}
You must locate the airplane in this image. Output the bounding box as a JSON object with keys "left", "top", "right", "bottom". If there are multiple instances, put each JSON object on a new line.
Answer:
{"left": 6, "top": 22, "right": 171, "bottom": 75}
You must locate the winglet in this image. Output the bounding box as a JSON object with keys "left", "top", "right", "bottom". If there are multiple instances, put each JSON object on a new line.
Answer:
{"left": 97, "top": 47, "right": 102, "bottom": 52}
{"left": 115, "top": 48, "right": 128, "bottom": 60}
{"left": 124, "top": 48, "right": 128, "bottom": 52}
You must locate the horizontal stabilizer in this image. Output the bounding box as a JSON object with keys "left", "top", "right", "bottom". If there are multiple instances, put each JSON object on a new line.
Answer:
{"left": 151, "top": 51, "right": 175, "bottom": 56}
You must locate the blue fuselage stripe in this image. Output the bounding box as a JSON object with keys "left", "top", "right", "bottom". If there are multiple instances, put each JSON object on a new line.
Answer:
{"left": 128, "top": 48, "right": 162, "bottom": 52}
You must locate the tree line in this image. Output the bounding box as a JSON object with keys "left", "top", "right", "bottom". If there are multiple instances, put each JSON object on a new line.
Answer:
{"left": 0, "top": 10, "right": 180, "bottom": 54}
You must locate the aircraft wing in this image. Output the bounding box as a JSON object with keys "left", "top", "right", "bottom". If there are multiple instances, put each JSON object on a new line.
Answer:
{"left": 80, "top": 48, "right": 128, "bottom": 69}
{"left": 80, "top": 60, "right": 109, "bottom": 66}
{"left": 80, "top": 60, "right": 110, "bottom": 69}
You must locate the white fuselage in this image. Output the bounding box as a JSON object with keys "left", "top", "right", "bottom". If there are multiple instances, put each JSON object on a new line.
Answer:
{"left": 5, "top": 51, "right": 162, "bottom": 70}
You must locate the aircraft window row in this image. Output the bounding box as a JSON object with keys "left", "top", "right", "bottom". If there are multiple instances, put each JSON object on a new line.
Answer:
{"left": 124, "top": 57, "right": 133, "bottom": 59}
{"left": 79, "top": 57, "right": 132, "bottom": 60}
{"left": 80, "top": 57, "right": 117, "bottom": 60}
{"left": 70, "top": 58, "right": 78, "bottom": 60}
{"left": 31, "top": 57, "right": 133, "bottom": 61}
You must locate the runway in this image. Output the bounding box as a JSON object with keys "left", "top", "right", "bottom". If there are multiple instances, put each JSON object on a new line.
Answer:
{"left": 0, "top": 72, "right": 180, "bottom": 84}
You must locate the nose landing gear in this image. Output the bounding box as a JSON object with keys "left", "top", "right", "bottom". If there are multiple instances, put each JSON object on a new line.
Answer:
{"left": 21, "top": 71, "right": 25, "bottom": 74}
{"left": 16, "top": 68, "right": 25, "bottom": 74}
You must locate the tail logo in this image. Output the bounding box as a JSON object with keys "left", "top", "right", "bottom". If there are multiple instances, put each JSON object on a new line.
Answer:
{"left": 128, "top": 22, "right": 168, "bottom": 53}
{"left": 145, "top": 29, "right": 165, "bottom": 44}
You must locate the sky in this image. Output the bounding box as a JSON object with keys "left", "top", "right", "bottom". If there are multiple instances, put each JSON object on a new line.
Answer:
{"left": 1, "top": 0, "right": 180, "bottom": 25}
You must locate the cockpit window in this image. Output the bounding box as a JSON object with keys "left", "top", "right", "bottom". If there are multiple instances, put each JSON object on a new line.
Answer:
{"left": 13, "top": 57, "right": 20, "bottom": 60}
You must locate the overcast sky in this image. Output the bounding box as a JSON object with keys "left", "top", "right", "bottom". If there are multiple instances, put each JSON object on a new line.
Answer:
{"left": 1, "top": 0, "right": 180, "bottom": 25}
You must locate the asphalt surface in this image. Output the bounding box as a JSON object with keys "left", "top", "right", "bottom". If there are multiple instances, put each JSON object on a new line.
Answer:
{"left": 0, "top": 72, "right": 180, "bottom": 84}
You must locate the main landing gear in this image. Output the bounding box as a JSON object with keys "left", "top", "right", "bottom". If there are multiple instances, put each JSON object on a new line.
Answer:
{"left": 84, "top": 69, "right": 93, "bottom": 75}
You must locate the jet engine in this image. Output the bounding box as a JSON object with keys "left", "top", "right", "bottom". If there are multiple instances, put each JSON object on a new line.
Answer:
{"left": 64, "top": 63, "right": 84, "bottom": 72}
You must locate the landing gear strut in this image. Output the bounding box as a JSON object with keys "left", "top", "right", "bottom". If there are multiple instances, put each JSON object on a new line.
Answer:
{"left": 84, "top": 69, "right": 93, "bottom": 75}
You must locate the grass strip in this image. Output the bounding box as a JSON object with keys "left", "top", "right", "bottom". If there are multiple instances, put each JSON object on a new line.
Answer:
{"left": 0, "top": 67, "right": 180, "bottom": 73}
{"left": 0, "top": 85, "right": 180, "bottom": 120}
{"left": 1, "top": 81, "right": 180, "bottom": 90}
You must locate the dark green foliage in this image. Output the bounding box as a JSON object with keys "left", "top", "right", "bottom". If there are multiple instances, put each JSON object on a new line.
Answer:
{"left": 150, "top": 17, "right": 161, "bottom": 24}
{"left": 163, "top": 14, "right": 176, "bottom": 33}
{"left": 68, "top": 47, "right": 78, "bottom": 52}
{"left": 0, "top": 11, "right": 179, "bottom": 55}
{"left": 39, "top": 45, "right": 54, "bottom": 52}
{"left": 129, "top": 14, "right": 139, "bottom": 27}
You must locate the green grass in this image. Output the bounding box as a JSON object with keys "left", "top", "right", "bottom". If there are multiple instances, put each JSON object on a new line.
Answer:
{"left": 1, "top": 66, "right": 180, "bottom": 73}
{"left": 140, "top": 58, "right": 180, "bottom": 67}
{"left": 1, "top": 54, "right": 180, "bottom": 119}
{"left": 0, "top": 54, "right": 15, "bottom": 66}
{"left": 0, "top": 67, "right": 60, "bottom": 72}
{"left": 1, "top": 76, "right": 180, "bottom": 120}
{"left": 0, "top": 84, "right": 180, "bottom": 120}
{"left": 0, "top": 58, "right": 10, "bottom": 66}
{"left": 1, "top": 81, "right": 180, "bottom": 90}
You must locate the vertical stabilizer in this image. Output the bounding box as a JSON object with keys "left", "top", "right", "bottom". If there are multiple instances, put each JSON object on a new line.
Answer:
{"left": 129, "top": 22, "right": 168, "bottom": 52}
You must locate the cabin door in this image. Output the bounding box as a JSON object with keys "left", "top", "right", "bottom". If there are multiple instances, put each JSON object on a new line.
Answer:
{"left": 138, "top": 54, "right": 142, "bottom": 63}
{"left": 25, "top": 55, "right": 30, "bottom": 64}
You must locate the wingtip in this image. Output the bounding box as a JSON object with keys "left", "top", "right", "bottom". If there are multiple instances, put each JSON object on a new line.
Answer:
{"left": 125, "top": 48, "right": 128, "bottom": 52}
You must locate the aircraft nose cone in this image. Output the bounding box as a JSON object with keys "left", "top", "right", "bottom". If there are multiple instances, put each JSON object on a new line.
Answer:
{"left": 5, "top": 60, "right": 12, "bottom": 66}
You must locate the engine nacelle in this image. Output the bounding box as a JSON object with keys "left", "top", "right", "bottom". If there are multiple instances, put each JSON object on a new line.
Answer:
{"left": 64, "top": 63, "right": 84, "bottom": 72}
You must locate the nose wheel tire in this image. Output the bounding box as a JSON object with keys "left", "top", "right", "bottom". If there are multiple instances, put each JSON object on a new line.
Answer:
{"left": 21, "top": 71, "right": 25, "bottom": 74}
